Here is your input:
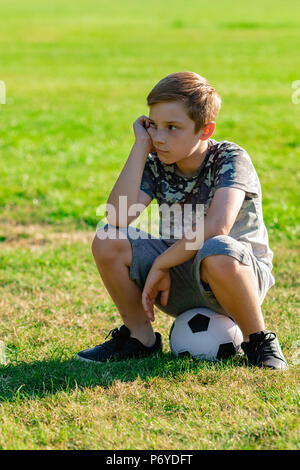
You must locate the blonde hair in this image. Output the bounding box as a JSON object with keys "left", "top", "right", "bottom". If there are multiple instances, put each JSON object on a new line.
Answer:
{"left": 147, "top": 71, "right": 221, "bottom": 133}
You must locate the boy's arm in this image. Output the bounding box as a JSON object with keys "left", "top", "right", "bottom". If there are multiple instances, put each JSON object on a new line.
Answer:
{"left": 106, "top": 115, "right": 155, "bottom": 227}
{"left": 153, "top": 187, "right": 246, "bottom": 270}
{"left": 106, "top": 141, "right": 151, "bottom": 227}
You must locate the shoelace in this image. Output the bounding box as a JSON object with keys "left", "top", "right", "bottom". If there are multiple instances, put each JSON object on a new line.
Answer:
{"left": 104, "top": 327, "right": 129, "bottom": 349}
{"left": 249, "top": 333, "right": 283, "bottom": 361}
{"left": 105, "top": 327, "right": 119, "bottom": 340}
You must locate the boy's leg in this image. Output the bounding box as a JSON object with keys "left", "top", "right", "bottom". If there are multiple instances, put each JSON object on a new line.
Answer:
{"left": 197, "top": 239, "right": 288, "bottom": 370}
{"left": 91, "top": 229, "right": 156, "bottom": 347}
{"left": 200, "top": 254, "right": 265, "bottom": 340}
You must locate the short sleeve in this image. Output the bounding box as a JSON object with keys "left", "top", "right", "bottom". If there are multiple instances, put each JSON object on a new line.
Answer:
{"left": 140, "top": 154, "right": 157, "bottom": 200}
{"left": 214, "top": 144, "right": 260, "bottom": 198}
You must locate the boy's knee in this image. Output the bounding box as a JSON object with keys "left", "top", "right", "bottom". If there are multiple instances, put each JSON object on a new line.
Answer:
{"left": 199, "top": 235, "right": 243, "bottom": 280}
{"left": 91, "top": 228, "right": 132, "bottom": 264}
{"left": 91, "top": 235, "right": 103, "bottom": 261}
{"left": 202, "top": 253, "right": 241, "bottom": 277}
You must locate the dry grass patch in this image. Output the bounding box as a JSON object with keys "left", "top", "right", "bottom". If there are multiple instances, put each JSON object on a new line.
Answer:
{"left": 0, "top": 222, "right": 94, "bottom": 247}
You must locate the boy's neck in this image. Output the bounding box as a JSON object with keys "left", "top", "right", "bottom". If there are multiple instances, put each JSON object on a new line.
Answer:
{"left": 175, "top": 140, "right": 209, "bottom": 177}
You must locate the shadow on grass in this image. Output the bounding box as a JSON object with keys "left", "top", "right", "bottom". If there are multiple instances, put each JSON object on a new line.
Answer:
{"left": 0, "top": 352, "right": 246, "bottom": 402}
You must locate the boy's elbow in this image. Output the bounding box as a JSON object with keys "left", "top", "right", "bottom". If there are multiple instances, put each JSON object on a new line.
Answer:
{"left": 105, "top": 206, "right": 128, "bottom": 228}
{"left": 209, "top": 219, "right": 231, "bottom": 238}
{"left": 213, "top": 225, "right": 230, "bottom": 236}
{"left": 106, "top": 216, "right": 128, "bottom": 228}
{"left": 106, "top": 214, "right": 134, "bottom": 228}
{"left": 106, "top": 202, "right": 147, "bottom": 228}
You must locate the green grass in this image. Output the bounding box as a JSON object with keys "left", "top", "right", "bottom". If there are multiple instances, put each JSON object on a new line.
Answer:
{"left": 0, "top": 0, "right": 299, "bottom": 450}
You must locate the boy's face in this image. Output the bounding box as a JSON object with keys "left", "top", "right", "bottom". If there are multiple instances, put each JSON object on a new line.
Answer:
{"left": 147, "top": 100, "right": 207, "bottom": 165}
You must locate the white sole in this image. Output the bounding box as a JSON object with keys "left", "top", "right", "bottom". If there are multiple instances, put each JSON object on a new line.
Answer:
{"left": 75, "top": 354, "right": 104, "bottom": 364}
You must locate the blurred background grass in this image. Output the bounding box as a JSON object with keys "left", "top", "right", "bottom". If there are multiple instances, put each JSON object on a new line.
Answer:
{"left": 0, "top": 0, "right": 299, "bottom": 241}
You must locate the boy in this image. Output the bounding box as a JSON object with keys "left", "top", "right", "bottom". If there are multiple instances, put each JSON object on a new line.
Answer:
{"left": 76, "top": 71, "right": 288, "bottom": 370}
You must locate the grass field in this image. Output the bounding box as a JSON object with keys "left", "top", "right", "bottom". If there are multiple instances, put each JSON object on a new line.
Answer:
{"left": 0, "top": 0, "right": 299, "bottom": 450}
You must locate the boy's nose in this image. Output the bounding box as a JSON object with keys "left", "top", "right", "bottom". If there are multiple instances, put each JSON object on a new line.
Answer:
{"left": 153, "top": 131, "right": 166, "bottom": 145}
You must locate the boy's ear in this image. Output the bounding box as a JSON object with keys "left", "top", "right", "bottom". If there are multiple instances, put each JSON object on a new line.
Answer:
{"left": 200, "top": 121, "right": 216, "bottom": 141}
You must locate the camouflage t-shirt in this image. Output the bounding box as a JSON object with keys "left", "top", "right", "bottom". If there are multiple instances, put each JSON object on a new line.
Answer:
{"left": 140, "top": 139, "right": 274, "bottom": 277}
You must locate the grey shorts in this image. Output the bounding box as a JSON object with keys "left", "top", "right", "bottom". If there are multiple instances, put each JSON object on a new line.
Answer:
{"left": 101, "top": 224, "right": 274, "bottom": 318}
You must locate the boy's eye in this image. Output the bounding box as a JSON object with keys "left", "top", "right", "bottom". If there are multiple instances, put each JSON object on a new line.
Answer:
{"left": 149, "top": 123, "right": 177, "bottom": 130}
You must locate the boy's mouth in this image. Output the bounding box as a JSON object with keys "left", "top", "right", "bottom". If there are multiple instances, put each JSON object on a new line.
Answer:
{"left": 155, "top": 147, "right": 168, "bottom": 154}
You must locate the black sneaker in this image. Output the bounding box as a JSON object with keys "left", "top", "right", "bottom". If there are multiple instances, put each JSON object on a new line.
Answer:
{"left": 75, "top": 325, "right": 162, "bottom": 363}
{"left": 241, "top": 331, "right": 288, "bottom": 370}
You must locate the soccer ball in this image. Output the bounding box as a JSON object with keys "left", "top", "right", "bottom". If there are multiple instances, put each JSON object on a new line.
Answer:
{"left": 169, "top": 307, "right": 243, "bottom": 361}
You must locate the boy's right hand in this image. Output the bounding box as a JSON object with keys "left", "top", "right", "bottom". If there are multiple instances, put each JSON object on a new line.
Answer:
{"left": 133, "top": 115, "right": 156, "bottom": 154}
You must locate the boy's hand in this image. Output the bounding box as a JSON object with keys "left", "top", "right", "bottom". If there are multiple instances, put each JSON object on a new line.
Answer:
{"left": 142, "top": 262, "right": 171, "bottom": 321}
{"left": 133, "top": 115, "right": 156, "bottom": 154}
